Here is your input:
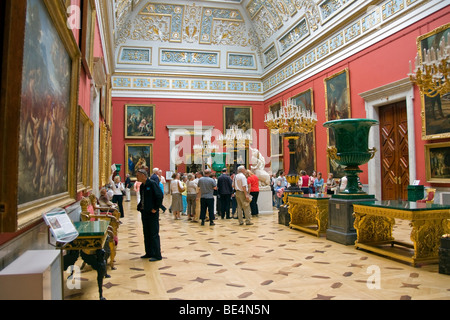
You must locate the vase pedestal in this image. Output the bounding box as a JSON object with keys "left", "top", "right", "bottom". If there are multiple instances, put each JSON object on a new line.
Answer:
{"left": 257, "top": 188, "right": 274, "bottom": 214}
{"left": 278, "top": 206, "right": 290, "bottom": 226}
{"left": 326, "top": 194, "right": 375, "bottom": 245}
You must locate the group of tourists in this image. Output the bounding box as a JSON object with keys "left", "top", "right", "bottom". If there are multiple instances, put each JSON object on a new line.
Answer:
{"left": 167, "top": 166, "right": 259, "bottom": 226}
{"left": 271, "top": 170, "right": 350, "bottom": 208}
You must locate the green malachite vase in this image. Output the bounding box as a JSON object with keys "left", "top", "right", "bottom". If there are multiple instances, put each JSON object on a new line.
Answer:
{"left": 323, "top": 118, "right": 378, "bottom": 196}
{"left": 211, "top": 152, "right": 228, "bottom": 173}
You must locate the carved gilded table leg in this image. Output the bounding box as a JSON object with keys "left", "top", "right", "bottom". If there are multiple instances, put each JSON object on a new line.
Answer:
{"left": 410, "top": 219, "right": 450, "bottom": 264}
{"left": 353, "top": 201, "right": 450, "bottom": 266}
{"left": 353, "top": 213, "right": 395, "bottom": 244}
{"left": 288, "top": 195, "right": 330, "bottom": 237}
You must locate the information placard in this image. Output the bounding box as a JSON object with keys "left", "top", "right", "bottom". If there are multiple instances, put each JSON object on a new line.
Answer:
{"left": 43, "top": 208, "right": 79, "bottom": 245}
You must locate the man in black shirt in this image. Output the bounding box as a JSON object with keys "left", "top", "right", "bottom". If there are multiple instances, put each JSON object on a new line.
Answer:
{"left": 136, "top": 168, "right": 164, "bottom": 261}
{"left": 217, "top": 168, "right": 233, "bottom": 219}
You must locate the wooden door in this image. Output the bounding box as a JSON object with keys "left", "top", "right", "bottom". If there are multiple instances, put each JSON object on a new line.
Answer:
{"left": 379, "top": 101, "right": 409, "bottom": 200}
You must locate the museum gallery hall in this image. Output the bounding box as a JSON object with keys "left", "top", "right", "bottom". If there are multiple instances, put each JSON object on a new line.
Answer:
{"left": 0, "top": 0, "right": 449, "bottom": 303}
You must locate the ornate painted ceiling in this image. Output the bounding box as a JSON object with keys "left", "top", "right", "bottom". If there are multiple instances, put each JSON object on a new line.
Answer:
{"left": 97, "top": 0, "right": 446, "bottom": 100}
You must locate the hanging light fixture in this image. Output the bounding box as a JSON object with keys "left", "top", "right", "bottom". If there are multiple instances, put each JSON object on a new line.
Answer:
{"left": 264, "top": 98, "right": 317, "bottom": 190}
{"left": 409, "top": 33, "right": 450, "bottom": 100}
{"left": 264, "top": 98, "right": 317, "bottom": 135}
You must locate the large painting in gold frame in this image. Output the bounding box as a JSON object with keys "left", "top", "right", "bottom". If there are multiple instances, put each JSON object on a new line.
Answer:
{"left": 425, "top": 142, "right": 450, "bottom": 183}
{"left": 292, "top": 88, "right": 316, "bottom": 176}
{"left": 324, "top": 69, "right": 351, "bottom": 178}
{"left": 419, "top": 23, "right": 450, "bottom": 140}
{"left": 0, "top": 0, "right": 80, "bottom": 232}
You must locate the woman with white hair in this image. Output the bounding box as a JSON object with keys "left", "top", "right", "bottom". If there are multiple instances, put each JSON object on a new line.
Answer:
{"left": 170, "top": 172, "right": 184, "bottom": 220}
{"left": 110, "top": 169, "right": 125, "bottom": 218}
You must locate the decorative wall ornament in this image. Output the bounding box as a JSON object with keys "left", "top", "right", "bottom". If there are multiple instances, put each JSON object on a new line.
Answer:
{"left": 183, "top": 3, "right": 202, "bottom": 43}
{"left": 200, "top": 7, "right": 244, "bottom": 44}
{"left": 109, "top": 0, "right": 432, "bottom": 96}
{"left": 139, "top": 3, "right": 184, "bottom": 42}
{"left": 112, "top": 75, "right": 262, "bottom": 94}
{"left": 227, "top": 53, "right": 257, "bottom": 70}
{"left": 278, "top": 16, "right": 310, "bottom": 55}
{"left": 115, "top": 2, "right": 254, "bottom": 51}
{"left": 160, "top": 49, "right": 220, "bottom": 67}
{"left": 118, "top": 47, "right": 152, "bottom": 64}
{"left": 263, "top": 0, "right": 425, "bottom": 93}
{"left": 263, "top": 44, "right": 278, "bottom": 67}
{"left": 318, "top": 0, "right": 356, "bottom": 23}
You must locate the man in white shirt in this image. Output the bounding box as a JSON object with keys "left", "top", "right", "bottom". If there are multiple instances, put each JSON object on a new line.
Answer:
{"left": 234, "top": 165, "right": 253, "bottom": 226}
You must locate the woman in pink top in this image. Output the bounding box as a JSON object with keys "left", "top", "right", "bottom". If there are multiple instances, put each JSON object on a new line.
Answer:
{"left": 297, "top": 170, "right": 310, "bottom": 194}
{"left": 134, "top": 180, "right": 142, "bottom": 205}
{"left": 309, "top": 170, "right": 317, "bottom": 194}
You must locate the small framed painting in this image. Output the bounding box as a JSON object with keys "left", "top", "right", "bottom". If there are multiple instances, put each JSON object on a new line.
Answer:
{"left": 425, "top": 142, "right": 450, "bottom": 183}
{"left": 223, "top": 106, "right": 252, "bottom": 134}
{"left": 125, "top": 144, "right": 153, "bottom": 180}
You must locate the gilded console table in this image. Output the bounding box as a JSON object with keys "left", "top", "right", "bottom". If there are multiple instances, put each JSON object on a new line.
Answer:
{"left": 63, "top": 221, "right": 109, "bottom": 300}
{"left": 288, "top": 194, "right": 330, "bottom": 237}
{"left": 353, "top": 200, "right": 450, "bottom": 266}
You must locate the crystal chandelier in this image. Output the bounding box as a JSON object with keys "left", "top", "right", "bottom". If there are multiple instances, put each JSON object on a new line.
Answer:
{"left": 264, "top": 98, "right": 317, "bottom": 192}
{"left": 409, "top": 34, "right": 450, "bottom": 99}
{"left": 264, "top": 98, "right": 317, "bottom": 135}
{"left": 218, "top": 125, "right": 251, "bottom": 147}
{"left": 193, "top": 131, "right": 219, "bottom": 153}
{"left": 193, "top": 132, "right": 219, "bottom": 170}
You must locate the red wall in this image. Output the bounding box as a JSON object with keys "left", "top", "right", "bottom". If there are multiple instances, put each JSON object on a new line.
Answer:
{"left": 264, "top": 6, "right": 450, "bottom": 186}
{"left": 111, "top": 97, "right": 266, "bottom": 179}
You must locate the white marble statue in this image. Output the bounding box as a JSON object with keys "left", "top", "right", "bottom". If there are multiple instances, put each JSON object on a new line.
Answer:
{"left": 250, "top": 147, "right": 271, "bottom": 187}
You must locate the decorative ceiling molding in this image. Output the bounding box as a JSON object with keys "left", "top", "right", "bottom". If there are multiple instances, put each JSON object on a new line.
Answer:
{"left": 101, "top": 0, "right": 447, "bottom": 100}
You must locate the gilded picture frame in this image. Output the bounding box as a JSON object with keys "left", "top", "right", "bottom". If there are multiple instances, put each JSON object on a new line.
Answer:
{"left": 125, "top": 104, "right": 156, "bottom": 139}
{"left": 85, "top": 117, "right": 94, "bottom": 191}
{"left": 425, "top": 142, "right": 450, "bottom": 183}
{"left": 81, "top": 0, "right": 96, "bottom": 79}
{"left": 418, "top": 23, "right": 450, "bottom": 140}
{"left": 77, "top": 106, "right": 88, "bottom": 192}
{"left": 223, "top": 106, "right": 253, "bottom": 134}
{"left": 125, "top": 144, "right": 153, "bottom": 181}
{"left": 106, "top": 75, "right": 113, "bottom": 129}
{"left": 324, "top": 69, "right": 351, "bottom": 178}
{"left": 77, "top": 106, "right": 93, "bottom": 192}
{"left": 292, "top": 88, "right": 316, "bottom": 176}
{"left": 269, "top": 101, "right": 283, "bottom": 157}
{"left": 0, "top": 0, "right": 80, "bottom": 232}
